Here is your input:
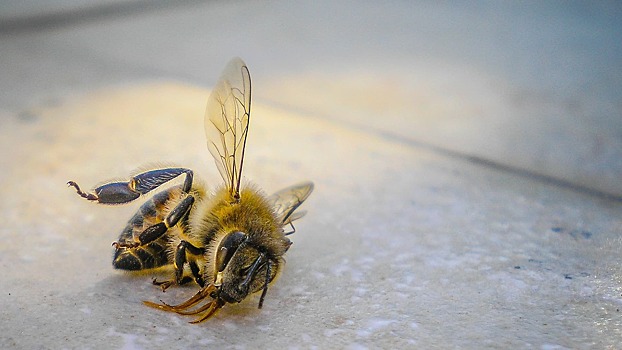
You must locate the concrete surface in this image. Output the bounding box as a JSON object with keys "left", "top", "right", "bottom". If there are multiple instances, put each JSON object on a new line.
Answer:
{"left": 1, "top": 1, "right": 622, "bottom": 349}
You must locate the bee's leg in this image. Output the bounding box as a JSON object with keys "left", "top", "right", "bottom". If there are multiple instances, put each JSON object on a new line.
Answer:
{"left": 189, "top": 259, "right": 205, "bottom": 287}
{"left": 153, "top": 239, "right": 205, "bottom": 292}
{"left": 113, "top": 195, "right": 195, "bottom": 249}
{"left": 152, "top": 276, "right": 193, "bottom": 291}
{"left": 68, "top": 167, "right": 193, "bottom": 204}
{"left": 174, "top": 240, "right": 205, "bottom": 286}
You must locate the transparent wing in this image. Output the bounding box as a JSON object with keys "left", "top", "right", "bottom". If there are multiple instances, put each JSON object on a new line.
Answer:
{"left": 268, "top": 182, "right": 314, "bottom": 225}
{"left": 205, "top": 57, "right": 251, "bottom": 199}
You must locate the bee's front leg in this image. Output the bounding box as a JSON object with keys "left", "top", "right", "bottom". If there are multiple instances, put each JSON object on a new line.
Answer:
{"left": 173, "top": 240, "right": 206, "bottom": 286}
{"left": 152, "top": 240, "right": 205, "bottom": 291}
{"left": 152, "top": 276, "right": 194, "bottom": 292}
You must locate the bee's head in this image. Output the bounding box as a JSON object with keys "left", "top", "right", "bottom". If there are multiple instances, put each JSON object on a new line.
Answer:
{"left": 213, "top": 231, "right": 278, "bottom": 305}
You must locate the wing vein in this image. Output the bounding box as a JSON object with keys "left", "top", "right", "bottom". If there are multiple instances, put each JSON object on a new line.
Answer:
{"left": 204, "top": 58, "right": 252, "bottom": 200}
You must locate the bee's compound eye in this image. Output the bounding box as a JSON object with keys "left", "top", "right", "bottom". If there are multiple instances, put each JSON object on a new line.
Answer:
{"left": 216, "top": 231, "right": 247, "bottom": 272}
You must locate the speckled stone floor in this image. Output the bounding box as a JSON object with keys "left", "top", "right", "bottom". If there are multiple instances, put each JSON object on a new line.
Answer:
{"left": 1, "top": 1, "right": 621, "bottom": 349}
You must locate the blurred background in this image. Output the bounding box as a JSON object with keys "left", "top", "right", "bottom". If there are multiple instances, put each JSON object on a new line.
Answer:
{"left": 2, "top": 0, "right": 621, "bottom": 197}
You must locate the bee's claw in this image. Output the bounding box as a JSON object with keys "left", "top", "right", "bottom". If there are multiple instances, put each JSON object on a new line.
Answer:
{"left": 152, "top": 278, "right": 174, "bottom": 292}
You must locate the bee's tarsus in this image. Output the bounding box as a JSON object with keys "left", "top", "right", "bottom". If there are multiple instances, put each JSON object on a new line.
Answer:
{"left": 152, "top": 278, "right": 173, "bottom": 292}
{"left": 152, "top": 276, "right": 193, "bottom": 292}
{"left": 67, "top": 180, "right": 99, "bottom": 201}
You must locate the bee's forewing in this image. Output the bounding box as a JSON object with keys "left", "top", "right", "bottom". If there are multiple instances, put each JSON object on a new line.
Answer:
{"left": 205, "top": 57, "right": 251, "bottom": 197}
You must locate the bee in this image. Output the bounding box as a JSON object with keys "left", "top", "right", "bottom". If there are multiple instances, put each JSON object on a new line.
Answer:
{"left": 68, "top": 58, "right": 313, "bottom": 323}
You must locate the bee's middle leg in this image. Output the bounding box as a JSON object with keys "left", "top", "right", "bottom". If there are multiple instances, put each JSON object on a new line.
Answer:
{"left": 112, "top": 195, "right": 195, "bottom": 249}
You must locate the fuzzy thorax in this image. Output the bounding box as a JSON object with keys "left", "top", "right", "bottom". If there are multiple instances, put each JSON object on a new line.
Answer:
{"left": 188, "top": 184, "right": 291, "bottom": 286}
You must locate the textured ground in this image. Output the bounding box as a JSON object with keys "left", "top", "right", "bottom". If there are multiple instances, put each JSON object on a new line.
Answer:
{"left": 1, "top": 1, "right": 621, "bottom": 349}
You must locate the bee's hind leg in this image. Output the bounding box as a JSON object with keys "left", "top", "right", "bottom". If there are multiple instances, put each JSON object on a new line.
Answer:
{"left": 68, "top": 167, "right": 193, "bottom": 204}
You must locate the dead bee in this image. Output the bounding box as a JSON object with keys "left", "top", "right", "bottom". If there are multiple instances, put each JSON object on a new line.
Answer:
{"left": 68, "top": 57, "right": 313, "bottom": 323}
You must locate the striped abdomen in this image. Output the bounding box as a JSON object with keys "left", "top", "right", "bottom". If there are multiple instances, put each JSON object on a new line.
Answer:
{"left": 113, "top": 187, "right": 183, "bottom": 271}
